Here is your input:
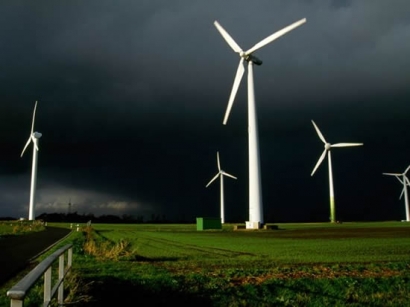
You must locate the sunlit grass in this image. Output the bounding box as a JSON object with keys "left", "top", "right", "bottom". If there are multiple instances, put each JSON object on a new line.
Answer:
{"left": 70, "top": 222, "right": 410, "bottom": 306}
{"left": 0, "top": 220, "right": 45, "bottom": 236}
{"left": 2, "top": 221, "right": 410, "bottom": 306}
{"left": 90, "top": 221, "right": 410, "bottom": 264}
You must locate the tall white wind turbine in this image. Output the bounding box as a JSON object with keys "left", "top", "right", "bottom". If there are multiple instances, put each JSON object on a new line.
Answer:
{"left": 383, "top": 165, "right": 410, "bottom": 222}
{"left": 21, "top": 101, "right": 42, "bottom": 221}
{"left": 206, "top": 151, "right": 237, "bottom": 224}
{"left": 214, "top": 18, "right": 306, "bottom": 228}
{"left": 310, "top": 120, "right": 363, "bottom": 223}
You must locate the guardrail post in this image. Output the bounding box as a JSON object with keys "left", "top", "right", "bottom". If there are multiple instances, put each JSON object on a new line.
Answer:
{"left": 58, "top": 254, "right": 64, "bottom": 305}
{"left": 44, "top": 267, "right": 52, "bottom": 304}
{"left": 68, "top": 247, "right": 73, "bottom": 275}
{"left": 10, "top": 299, "right": 23, "bottom": 307}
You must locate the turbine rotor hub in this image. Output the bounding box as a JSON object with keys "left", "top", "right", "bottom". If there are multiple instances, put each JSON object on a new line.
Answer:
{"left": 246, "top": 54, "right": 263, "bottom": 65}
{"left": 325, "top": 143, "right": 331, "bottom": 150}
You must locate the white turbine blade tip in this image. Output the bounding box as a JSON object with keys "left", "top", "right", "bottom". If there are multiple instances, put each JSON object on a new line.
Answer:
{"left": 331, "top": 143, "right": 363, "bottom": 148}
{"left": 206, "top": 173, "right": 219, "bottom": 187}
{"left": 224, "top": 172, "right": 237, "bottom": 180}
{"left": 245, "top": 17, "right": 307, "bottom": 55}
{"left": 311, "top": 120, "right": 327, "bottom": 144}
{"left": 31, "top": 101, "right": 38, "bottom": 134}
{"left": 223, "top": 58, "right": 245, "bottom": 125}
{"left": 214, "top": 20, "right": 243, "bottom": 53}
{"left": 311, "top": 149, "right": 327, "bottom": 176}
{"left": 20, "top": 137, "right": 31, "bottom": 157}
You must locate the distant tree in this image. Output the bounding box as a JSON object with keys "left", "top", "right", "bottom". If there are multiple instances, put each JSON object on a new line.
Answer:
{"left": 98, "top": 214, "right": 122, "bottom": 223}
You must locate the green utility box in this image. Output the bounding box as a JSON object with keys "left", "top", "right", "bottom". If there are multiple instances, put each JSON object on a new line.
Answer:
{"left": 196, "top": 217, "right": 222, "bottom": 231}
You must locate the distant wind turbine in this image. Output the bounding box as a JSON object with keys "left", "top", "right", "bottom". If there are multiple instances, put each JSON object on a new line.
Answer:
{"left": 383, "top": 165, "right": 410, "bottom": 222}
{"left": 206, "top": 151, "right": 237, "bottom": 224}
{"left": 21, "top": 101, "right": 42, "bottom": 221}
{"left": 214, "top": 18, "right": 306, "bottom": 228}
{"left": 310, "top": 120, "right": 363, "bottom": 223}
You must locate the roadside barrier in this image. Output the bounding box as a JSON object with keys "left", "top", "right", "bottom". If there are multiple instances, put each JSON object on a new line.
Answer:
{"left": 7, "top": 244, "right": 73, "bottom": 307}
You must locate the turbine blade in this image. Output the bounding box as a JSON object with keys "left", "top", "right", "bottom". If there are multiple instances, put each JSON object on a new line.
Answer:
{"left": 217, "top": 151, "right": 221, "bottom": 171}
{"left": 31, "top": 135, "right": 39, "bottom": 151}
{"left": 331, "top": 143, "right": 363, "bottom": 147}
{"left": 31, "top": 100, "right": 38, "bottom": 134}
{"left": 311, "top": 149, "right": 327, "bottom": 176}
{"left": 396, "top": 176, "right": 404, "bottom": 185}
{"left": 245, "top": 18, "right": 306, "bottom": 55}
{"left": 223, "top": 172, "right": 237, "bottom": 180}
{"left": 20, "top": 137, "right": 31, "bottom": 157}
{"left": 206, "top": 173, "right": 220, "bottom": 188}
{"left": 223, "top": 58, "right": 245, "bottom": 125}
{"left": 382, "top": 173, "right": 402, "bottom": 176}
{"left": 311, "top": 120, "right": 327, "bottom": 144}
{"left": 214, "top": 21, "right": 243, "bottom": 53}
{"left": 404, "top": 165, "right": 410, "bottom": 175}
{"left": 400, "top": 187, "right": 404, "bottom": 200}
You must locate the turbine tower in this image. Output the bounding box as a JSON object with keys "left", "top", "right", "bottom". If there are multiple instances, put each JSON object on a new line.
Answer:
{"left": 21, "top": 101, "right": 42, "bottom": 221}
{"left": 383, "top": 165, "right": 410, "bottom": 222}
{"left": 214, "top": 18, "right": 306, "bottom": 229}
{"left": 206, "top": 151, "right": 237, "bottom": 224}
{"left": 310, "top": 120, "right": 363, "bottom": 223}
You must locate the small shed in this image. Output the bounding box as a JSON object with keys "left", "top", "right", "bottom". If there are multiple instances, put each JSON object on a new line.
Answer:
{"left": 196, "top": 217, "right": 222, "bottom": 230}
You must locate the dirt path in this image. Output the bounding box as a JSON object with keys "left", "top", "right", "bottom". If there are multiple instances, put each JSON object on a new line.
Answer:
{"left": 0, "top": 227, "right": 71, "bottom": 286}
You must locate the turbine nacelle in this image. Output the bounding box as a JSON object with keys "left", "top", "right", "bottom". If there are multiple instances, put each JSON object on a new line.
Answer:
{"left": 244, "top": 54, "right": 263, "bottom": 65}
{"left": 324, "top": 143, "right": 331, "bottom": 150}
{"left": 33, "top": 132, "right": 42, "bottom": 139}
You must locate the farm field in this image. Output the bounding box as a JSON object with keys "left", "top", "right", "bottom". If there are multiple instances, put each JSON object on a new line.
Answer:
{"left": 2, "top": 221, "right": 410, "bottom": 306}
{"left": 70, "top": 221, "right": 410, "bottom": 306}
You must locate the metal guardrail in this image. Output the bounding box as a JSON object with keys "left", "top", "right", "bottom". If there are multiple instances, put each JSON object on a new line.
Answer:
{"left": 7, "top": 244, "right": 73, "bottom": 307}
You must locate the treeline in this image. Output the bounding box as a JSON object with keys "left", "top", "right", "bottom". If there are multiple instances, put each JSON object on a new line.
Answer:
{"left": 30, "top": 212, "right": 190, "bottom": 224}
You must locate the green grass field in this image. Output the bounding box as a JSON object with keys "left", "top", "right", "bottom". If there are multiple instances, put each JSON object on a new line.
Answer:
{"left": 2, "top": 221, "right": 410, "bottom": 306}
{"left": 72, "top": 221, "right": 410, "bottom": 306}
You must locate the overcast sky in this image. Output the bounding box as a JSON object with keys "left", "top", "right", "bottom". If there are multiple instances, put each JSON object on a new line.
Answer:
{"left": 1, "top": 0, "right": 410, "bottom": 222}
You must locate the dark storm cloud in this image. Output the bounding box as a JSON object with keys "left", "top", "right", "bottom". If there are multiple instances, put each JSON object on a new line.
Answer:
{"left": 1, "top": 1, "right": 410, "bottom": 222}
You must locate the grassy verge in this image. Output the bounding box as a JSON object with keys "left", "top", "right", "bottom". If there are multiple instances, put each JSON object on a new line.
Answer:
{"left": 0, "top": 220, "right": 45, "bottom": 236}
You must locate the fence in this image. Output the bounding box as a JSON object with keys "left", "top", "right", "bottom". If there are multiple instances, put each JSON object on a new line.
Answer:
{"left": 7, "top": 244, "right": 73, "bottom": 307}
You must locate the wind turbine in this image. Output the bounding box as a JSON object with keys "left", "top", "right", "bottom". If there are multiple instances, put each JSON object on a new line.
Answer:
{"left": 21, "top": 101, "right": 42, "bottom": 221}
{"left": 206, "top": 151, "right": 237, "bottom": 224}
{"left": 310, "top": 120, "right": 363, "bottom": 223}
{"left": 214, "top": 18, "right": 306, "bottom": 228}
{"left": 383, "top": 165, "right": 410, "bottom": 222}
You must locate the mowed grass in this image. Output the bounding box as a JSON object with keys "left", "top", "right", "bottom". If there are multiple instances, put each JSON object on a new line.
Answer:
{"left": 62, "top": 221, "right": 410, "bottom": 306}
